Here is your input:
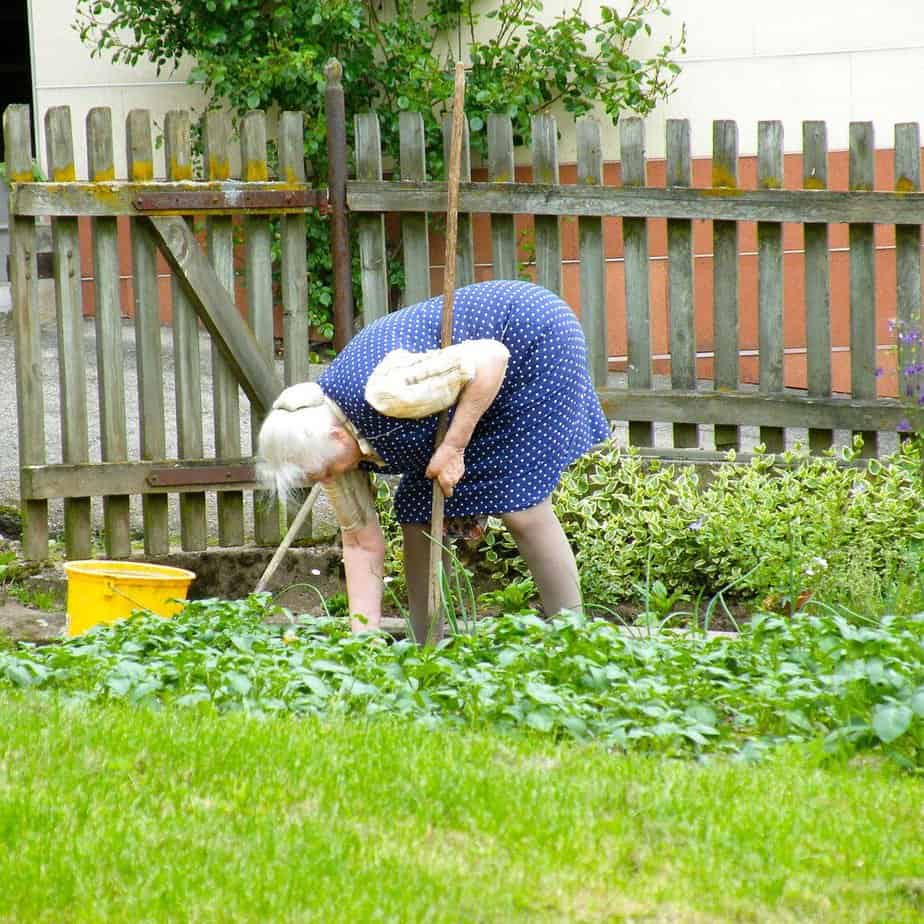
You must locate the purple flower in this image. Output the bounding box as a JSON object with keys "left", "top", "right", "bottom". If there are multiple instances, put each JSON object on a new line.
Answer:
{"left": 875, "top": 366, "right": 885, "bottom": 377}
{"left": 897, "top": 418, "right": 913, "bottom": 433}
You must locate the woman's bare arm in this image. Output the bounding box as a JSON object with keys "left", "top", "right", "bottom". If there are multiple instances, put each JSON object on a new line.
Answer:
{"left": 321, "top": 469, "right": 384, "bottom": 631}
{"left": 340, "top": 518, "right": 386, "bottom": 631}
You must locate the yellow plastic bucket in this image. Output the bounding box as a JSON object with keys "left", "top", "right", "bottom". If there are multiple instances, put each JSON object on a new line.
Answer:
{"left": 63, "top": 560, "right": 196, "bottom": 636}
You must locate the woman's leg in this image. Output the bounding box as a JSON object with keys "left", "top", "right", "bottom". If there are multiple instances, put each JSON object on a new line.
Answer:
{"left": 501, "top": 499, "right": 582, "bottom": 615}
{"left": 401, "top": 523, "right": 448, "bottom": 645}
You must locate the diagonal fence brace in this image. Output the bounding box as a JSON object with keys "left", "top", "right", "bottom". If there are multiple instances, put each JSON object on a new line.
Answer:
{"left": 147, "top": 215, "right": 283, "bottom": 415}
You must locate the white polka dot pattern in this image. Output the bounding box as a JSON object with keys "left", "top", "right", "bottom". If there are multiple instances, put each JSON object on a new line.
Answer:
{"left": 318, "top": 280, "right": 609, "bottom": 523}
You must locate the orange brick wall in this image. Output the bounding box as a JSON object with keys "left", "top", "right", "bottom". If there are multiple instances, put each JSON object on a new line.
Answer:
{"left": 75, "top": 148, "right": 915, "bottom": 399}
{"left": 77, "top": 215, "right": 249, "bottom": 328}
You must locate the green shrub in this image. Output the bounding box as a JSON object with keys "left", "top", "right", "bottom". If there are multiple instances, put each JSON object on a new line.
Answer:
{"left": 477, "top": 438, "right": 924, "bottom": 612}
{"left": 75, "top": 1, "right": 684, "bottom": 333}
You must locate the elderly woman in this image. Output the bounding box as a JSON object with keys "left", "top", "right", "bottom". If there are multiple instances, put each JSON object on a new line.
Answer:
{"left": 258, "top": 279, "right": 609, "bottom": 641}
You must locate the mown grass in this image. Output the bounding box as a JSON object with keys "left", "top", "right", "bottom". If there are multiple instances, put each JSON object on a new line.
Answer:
{"left": 1, "top": 693, "right": 922, "bottom": 924}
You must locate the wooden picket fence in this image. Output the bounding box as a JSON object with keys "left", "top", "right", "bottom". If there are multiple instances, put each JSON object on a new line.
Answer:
{"left": 5, "top": 78, "right": 924, "bottom": 563}
{"left": 349, "top": 110, "right": 924, "bottom": 458}
{"left": 4, "top": 92, "right": 340, "bottom": 563}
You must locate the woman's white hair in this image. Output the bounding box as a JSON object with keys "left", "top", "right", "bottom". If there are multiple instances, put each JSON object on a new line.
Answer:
{"left": 256, "top": 383, "right": 342, "bottom": 501}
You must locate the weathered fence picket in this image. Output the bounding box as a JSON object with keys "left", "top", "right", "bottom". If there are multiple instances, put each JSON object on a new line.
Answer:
{"left": 712, "top": 119, "right": 740, "bottom": 452}
{"left": 532, "top": 114, "right": 562, "bottom": 295}
{"left": 487, "top": 114, "right": 517, "bottom": 281}
{"left": 577, "top": 117, "right": 607, "bottom": 390}
{"left": 895, "top": 122, "right": 922, "bottom": 417}
{"left": 87, "top": 107, "right": 131, "bottom": 558}
{"left": 278, "top": 109, "right": 313, "bottom": 540}
{"left": 46, "top": 106, "right": 92, "bottom": 560}
{"left": 757, "top": 121, "right": 785, "bottom": 454}
{"left": 5, "top": 94, "right": 923, "bottom": 566}
{"left": 355, "top": 112, "right": 389, "bottom": 325}
{"left": 802, "top": 120, "right": 833, "bottom": 454}
{"left": 126, "top": 109, "right": 169, "bottom": 556}
{"left": 241, "top": 110, "right": 281, "bottom": 547}
{"left": 849, "top": 122, "right": 878, "bottom": 457}
{"left": 442, "top": 115, "right": 474, "bottom": 288}
{"left": 5, "top": 104, "right": 47, "bottom": 561}
{"left": 279, "top": 111, "right": 310, "bottom": 389}
{"left": 165, "top": 110, "right": 208, "bottom": 552}
{"left": 618, "top": 117, "right": 652, "bottom": 445}
{"left": 399, "top": 111, "right": 431, "bottom": 307}
{"left": 666, "top": 119, "right": 698, "bottom": 450}
{"left": 203, "top": 110, "right": 245, "bottom": 547}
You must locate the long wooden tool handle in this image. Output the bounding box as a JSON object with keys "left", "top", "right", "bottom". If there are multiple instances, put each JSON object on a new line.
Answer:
{"left": 424, "top": 61, "right": 466, "bottom": 643}
{"left": 255, "top": 482, "right": 323, "bottom": 593}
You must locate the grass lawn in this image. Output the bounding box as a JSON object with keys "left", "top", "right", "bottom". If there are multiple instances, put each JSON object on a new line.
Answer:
{"left": 0, "top": 693, "right": 921, "bottom": 924}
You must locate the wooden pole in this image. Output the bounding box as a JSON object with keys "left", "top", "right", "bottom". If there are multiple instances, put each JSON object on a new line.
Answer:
{"left": 255, "top": 482, "right": 323, "bottom": 593}
{"left": 424, "top": 62, "right": 466, "bottom": 644}
{"left": 325, "top": 59, "right": 354, "bottom": 352}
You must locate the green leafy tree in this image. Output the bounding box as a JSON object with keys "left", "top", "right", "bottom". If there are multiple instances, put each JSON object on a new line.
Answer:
{"left": 76, "top": 0, "right": 684, "bottom": 335}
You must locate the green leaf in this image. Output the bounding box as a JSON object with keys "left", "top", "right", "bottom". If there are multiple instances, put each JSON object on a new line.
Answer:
{"left": 225, "top": 672, "right": 252, "bottom": 696}
{"left": 107, "top": 676, "right": 132, "bottom": 696}
{"left": 911, "top": 688, "right": 924, "bottom": 717}
{"left": 4, "top": 662, "right": 35, "bottom": 687}
{"left": 525, "top": 709, "right": 555, "bottom": 732}
{"left": 684, "top": 703, "right": 717, "bottom": 727}
{"left": 312, "top": 660, "right": 351, "bottom": 675}
{"left": 230, "top": 635, "right": 254, "bottom": 653}
{"left": 298, "top": 673, "right": 331, "bottom": 697}
{"left": 175, "top": 691, "right": 211, "bottom": 707}
{"left": 525, "top": 681, "right": 562, "bottom": 706}
{"left": 871, "top": 703, "right": 913, "bottom": 743}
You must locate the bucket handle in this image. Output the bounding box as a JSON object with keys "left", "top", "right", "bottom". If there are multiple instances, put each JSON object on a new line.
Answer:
{"left": 104, "top": 579, "right": 158, "bottom": 616}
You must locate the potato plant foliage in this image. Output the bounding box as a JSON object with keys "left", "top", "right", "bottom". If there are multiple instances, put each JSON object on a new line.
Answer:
{"left": 2, "top": 597, "right": 921, "bottom": 767}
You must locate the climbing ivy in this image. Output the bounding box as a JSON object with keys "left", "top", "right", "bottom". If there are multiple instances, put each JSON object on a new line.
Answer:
{"left": 75, "top": 0, "right": 684, "bottom": 333}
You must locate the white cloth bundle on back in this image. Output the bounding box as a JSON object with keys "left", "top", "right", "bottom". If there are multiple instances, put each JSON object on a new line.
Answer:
{"left": 364, "top": 341, "right": 491, "bottom": 418}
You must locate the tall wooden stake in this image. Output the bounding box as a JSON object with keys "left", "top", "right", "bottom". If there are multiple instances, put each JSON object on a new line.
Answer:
{"left": 424, "top": 62, "right": 466, "bottom": 644}
{"left": 325, "top": 58, "right": 354, "bottom": 352}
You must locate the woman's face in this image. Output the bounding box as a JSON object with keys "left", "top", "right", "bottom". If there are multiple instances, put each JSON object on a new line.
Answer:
{"left": 310, "top": 426, "right": 362, "bottom": 484}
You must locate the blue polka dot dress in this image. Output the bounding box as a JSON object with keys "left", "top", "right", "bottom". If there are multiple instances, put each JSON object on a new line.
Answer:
{"left": 318, "top": 280, "right": 610, "bottom": 523}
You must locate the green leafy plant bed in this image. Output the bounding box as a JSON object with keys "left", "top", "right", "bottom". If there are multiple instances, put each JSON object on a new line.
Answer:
{"left": 2, "top": 596, "right": 921, "bottom": 768}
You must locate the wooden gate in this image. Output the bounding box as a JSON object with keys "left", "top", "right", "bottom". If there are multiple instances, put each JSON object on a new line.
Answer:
{"left": 5, "top": 65, "right": 352, "bottom": 563}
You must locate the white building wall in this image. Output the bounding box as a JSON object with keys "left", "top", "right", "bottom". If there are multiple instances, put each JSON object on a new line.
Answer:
{"left": 28, "top": 0, "right": 206, "bottom": 179}
{"left": 562, "top": 0, "right": 924, "bottom": 160}
{"left": 26, "top": 0, "right": 924, "bottom": 170}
